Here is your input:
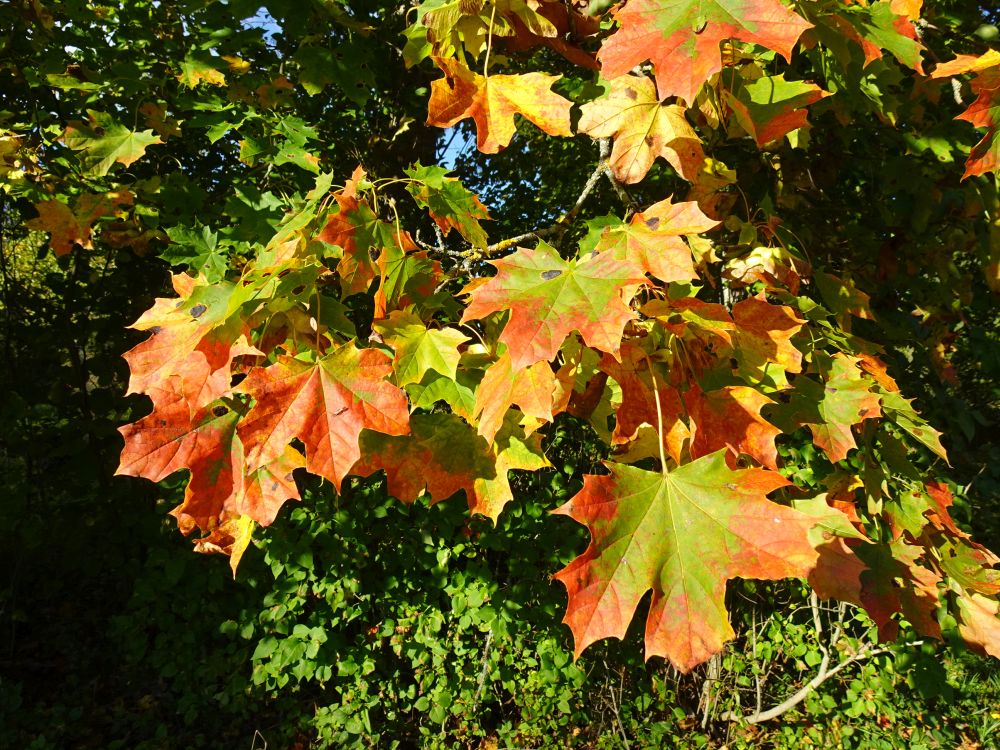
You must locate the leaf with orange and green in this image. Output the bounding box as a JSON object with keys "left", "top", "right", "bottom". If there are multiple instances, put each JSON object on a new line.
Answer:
{"left": 578, "top": 74, "right": 705, "bottom": 184}
{"left": 461, "top": 241, "right": 646, "bottom": 370}
{"left": 597, "top": 0, "right": 812, "bottom": 104}
{"left": 588, "top": 197, "right": 719, "bottom": 283}
{"left": 405, "top": 163, "right": 491, "bottom": 247}
{"left": 237, "top": 342, "right": 410, "bottom": 490}
{"left": 473, "top": 350, "right": 556, "bottom": 442}
{"left": 554, "top": 452, "right": 818, "bottom": 672}
{"left": 931, "top": 51, "right": 1000, "bottom": 178}
{"left": 723, "top": 73, "right": 829, "bottom": 147}
{"left": 426, "top": 57, "right": 572, "bottom": 153}
{"left": 353, "top": 412, "right": 495, "bottom": 507}
{"left": 27, "top": 190, "right": 134, "bottom": 256}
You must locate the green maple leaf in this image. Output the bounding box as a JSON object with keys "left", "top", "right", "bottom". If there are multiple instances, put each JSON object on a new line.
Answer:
{"left": 461, "top": 240, "right": 646, "bottom": 370}
{"left": 789, "top": 353, "right": 883, "bottom": 463}
{"left": 405, "top": 163, "right": 491, "bottom": 247}
{"left": 597, "top": 0, "right": 812, "bottom": 103}
{"left": 374, "top": 309, "right": 469, "bottom": 387}
{"left": 554, "top": 452, "right": 818, "bottom": 672}
{"left": 62, "top": 110, "right": 162, "bottom": 176}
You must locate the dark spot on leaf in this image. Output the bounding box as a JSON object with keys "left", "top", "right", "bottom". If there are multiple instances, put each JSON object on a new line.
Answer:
{"left": 213, "top": 405, "right": 228, "bottom": 417}
{"left": 94, "top": 126, "right": 105, "bottom": 136}
{"left": 190, "top": 304, "right": 207, "bottom": 318}
{"left": 175, "top": 300, "right": 184, "bottom": 308}
{"left": 541, "top": 269, "right": 562, "bottom": 281}
{"left": 826, "top": 386, "right": 838, "bottom": 394}
{"left": 284, "top": 472, "right": 295, "bottom": 482}
{"left": 292, "top": 285, "right": 305, "bottom": 295}
{"left": 644, "top": 135, "right": 654, "bottom": 146}
{"left": 624, "top": 87, "right": 637, "bottom": 100}
{"left": 725, "top": 483, "right": 737, "bottom": 490}
{"left": 645, "top": 217, "right": 660, "bottom": 230}
{"left": 270, "top": 481, "right": 279, "bottom": 492}
{"left": 278, "top": 269, "right": 291, "bottom": 278}
{"left": 333, "top": 406, "right": 348, "bottom": 416}
{"left": 158, "top": 419, "right": 167, "bottom": 427}
{"left": 149, "top": 326, "right": 162, "bottom": 335}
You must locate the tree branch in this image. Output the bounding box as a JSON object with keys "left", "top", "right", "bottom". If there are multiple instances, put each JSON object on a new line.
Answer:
{"left": 720, "top": 640, "right": 923, "bottom": 725}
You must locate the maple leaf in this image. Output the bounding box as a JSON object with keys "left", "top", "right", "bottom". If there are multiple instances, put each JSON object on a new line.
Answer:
{"left": 931, "top": 51, "right": 1000, "bottom": 178}
{"left": 578, "top": 74, "right": 705, "bottom": 184}
{"left": 374, "top": 310, "right": 469, "bottom": 387}
{"left": 473, "top": 350, "right": 556, "bottom": 442}
{"left": 62, "top": 110, "right": 162, "bottom": 176}
{"left": 237, "top": 342, "right": 410, "bottom": 490}
{"left": 123, "top": 280, "right": 255, "bottom": 409}
{"left": 880, "top": 389, "right": 948, "bottom": 462}
{"left": 426, "top": 57, "right": 572, "bottom": 153}
{"left": 192, "top": 513, "right": 256, "bottom": 577}
{"left": 732, "top": 294, "right": 805, "bottom": 377}
{"left": 590, "top": 197, "right": 718, "bottom": 282}
{"left": 471, "top": 413, "right": 550, "bottom": 521}
{"left": 957, "top": 592, "right": 1000, "bottom": 659}
{"left": 723, "top": 73, "right": 829, "bottom": 147}
{"left": 462, "top": 241, "right": 646, "bottom": 371}
{"left": 598, "top": 0, "right": 812, "bottom": 104}
{"left": 26, "top": 190, "right": 134, "bottom": 256}
{"left": 685, "top": 385, "right": 780, "bottom": 469}
{"left": 353, "top": 412, "right": 496, "bottom": 507}
{"left": 599, "top": 343, "right": 688, "bottom": 464}
{"left": 794, "top": 353, "right": 882, "bottom": 464}
{"left": 554, "top": 452, "right": 818, "bottom": 671}
{"left": 825, "top": 1, "right": 926, "bottom": 74}
{"left": 117, "top": 382, "right": 240, "bottom": 509}
{"left": 405, "top": 163, "right": 491, "bottom": 246}
{"left": 317, "top": 188, "right": 383, "bottom": 295}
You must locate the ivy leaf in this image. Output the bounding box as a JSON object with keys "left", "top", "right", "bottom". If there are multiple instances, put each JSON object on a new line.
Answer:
{"left": 554, "top": 452, "right": 817, "bottom": 671}
{"left": 62, "top": 110, "right": 162, "bottom": 176}
{"left": 405, "top": 163, "right": 491, "bottom": 247}
{"left": 237, "top": 343, "right": 410, "bottom": 490}
{"left": 374, "top": 310, "right": 470, "bottom": 387}
{"left": 461, "top": 241, "right": 646, "bottom": 370}
{"left": 597, "top": 0, "right": 812, "bottom": 103}
{"left": 426, "top": 57, "right": 572, "bottom": 153}
{"left": 724, "top": 73, "right": 830, "bottom": 147}
{"left": 578, "top": 74, "right": 704, "bottom": 184}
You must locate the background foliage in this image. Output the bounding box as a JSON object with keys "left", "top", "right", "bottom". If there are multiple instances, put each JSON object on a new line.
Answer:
{"left": 2, "top": 0, "right": 1000, "bottom": 747}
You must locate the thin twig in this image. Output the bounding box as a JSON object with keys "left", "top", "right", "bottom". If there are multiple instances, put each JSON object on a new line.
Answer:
{"left": 471, "top": 628, "right": 494, "bottom": 713}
